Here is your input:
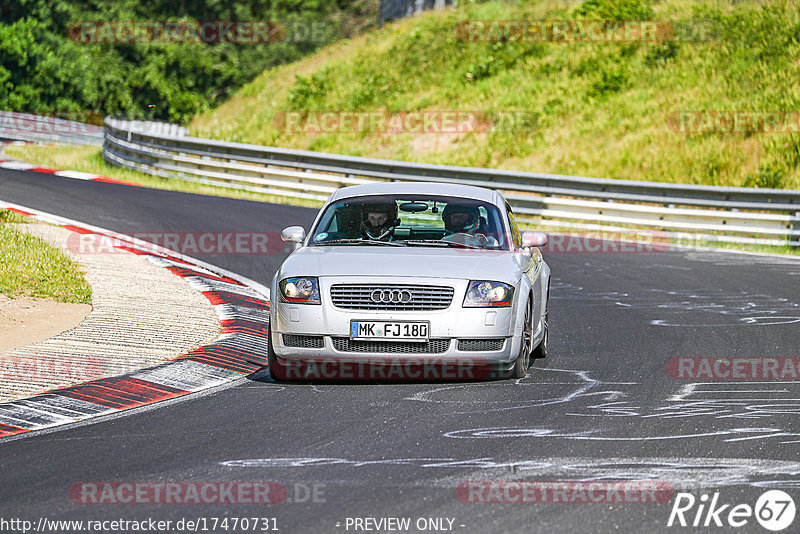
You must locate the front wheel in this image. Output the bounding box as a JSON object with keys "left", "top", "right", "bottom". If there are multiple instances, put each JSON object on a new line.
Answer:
{"left": 509, "top": 298, "right": 533, "bottom": 379}
{"left": 532, "top": 311, "right": 548, "bottom": 358}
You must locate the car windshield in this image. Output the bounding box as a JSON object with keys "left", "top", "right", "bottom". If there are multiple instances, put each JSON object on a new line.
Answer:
{"left": 309, "top": 195, "right": 509, "bottom": 250}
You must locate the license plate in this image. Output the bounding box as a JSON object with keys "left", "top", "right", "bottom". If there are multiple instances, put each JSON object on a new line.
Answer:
{"left": 350, "top": 320, "right": 429, "bottom": 342}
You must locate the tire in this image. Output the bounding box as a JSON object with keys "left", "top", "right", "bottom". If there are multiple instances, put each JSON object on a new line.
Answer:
{"left": 509, "top": 298, "right": 533, "bottom": 379}
{"left": 267, "top": 327, "right": 288, "bottom": 381}
{"left": 532, "top": 288, "right": 549, "bottom": 359}
{"left": 532, "top": 312, "right": 548, "bottom": 358}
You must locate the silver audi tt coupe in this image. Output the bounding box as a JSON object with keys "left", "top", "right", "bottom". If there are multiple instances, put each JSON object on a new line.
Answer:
{"left": 268, "top": 182, "right": 550, "bottom": 380}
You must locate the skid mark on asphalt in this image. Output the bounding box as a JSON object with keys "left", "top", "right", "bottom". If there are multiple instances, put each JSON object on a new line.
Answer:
{"left": 550, "top": 278, "right": 800, "bottom": 326}
{"left": 684, "top": 250, "right": 800, "bottom": 276}
{"left": 258, "top": 367, "right": 800, "bottom": 445}
{"left": 444, "top": 426, "right": 798, "bottom": 442}
{"left": 401, "top": 367, "right": 800, "bottom": 444}
{"left": 218, "top": 455, "right": 800, "bottom": 489}
{"left": 403, "top": 368, "right": 597, "bottom": 413}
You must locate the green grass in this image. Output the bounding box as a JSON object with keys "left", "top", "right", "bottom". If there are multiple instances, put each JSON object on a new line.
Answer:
{"left": 0, "top": 210, "right": 28, "bottom": 224}
{"left": 190, "top": 0, "right": 800, "bottom": 190}
{"left": 2, "top": 145, "right": 324, "bottom": 209}
{"left": 0, "top": 211, "right": 93, "bottom": 304}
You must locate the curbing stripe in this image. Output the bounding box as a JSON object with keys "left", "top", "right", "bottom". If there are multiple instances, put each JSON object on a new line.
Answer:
{"left": 129, "top": 360, "right": 241, "bottom": 392}
{"left": 54, "top": 170, "right": 105, "bottom": 180}
{"left": 0, "top": 160, "right": 142, "bottom": 186}
{"left": 0, "top": 422, "right": 29, "bottom": 437}
{"left": 186, "top": 276, "right": 264, "bottom": 297}
{"left": 221, "top": 319, "right": 270, "bottom": 337}
{"left": 0, "top": 161, "right": 36, "bottom": 171}
{"left": 215, "top": 304, "right": 271, "bottom": 323}
{"left": 178, "top": 348, "right": 266, "bottom": 374}
{"left": 202, "top": 290, "right": 272, "bottom": 309}
{"left": 0, "top": 203, "right": 271, "bottom": 440}
{"left": 0, "top": 404, "right": 79, "bottom": 430}
{"left": 14, "top": 394, "right": 115, "bottom": 418}
{"left": 55, "top": 377, "right": 189, "bottom": 410}
{"left": 163, "top": 265, "right": 244, "bottom": 285}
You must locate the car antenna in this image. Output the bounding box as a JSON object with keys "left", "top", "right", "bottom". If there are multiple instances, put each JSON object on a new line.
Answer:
{"left": 432, "top": 201, "right": 439, "bottom": 214}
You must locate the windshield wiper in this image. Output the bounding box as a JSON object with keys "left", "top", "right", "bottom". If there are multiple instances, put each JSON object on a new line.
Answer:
{"left": 314, "top": 238, "right": 406, "bottom": 247}
{"left": 400, "top": 240, "right": 484, "bottom": 249}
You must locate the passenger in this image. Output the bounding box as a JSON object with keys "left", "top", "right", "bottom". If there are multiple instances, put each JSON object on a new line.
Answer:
{"left": 441, "top": 204, "right": 498, "bottom": 247}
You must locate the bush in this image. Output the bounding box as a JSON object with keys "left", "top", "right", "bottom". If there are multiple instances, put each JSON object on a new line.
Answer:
{"left": 287, "top": 70, "right": 333, "bottom": 110}
{"left": 574, "top": 0, "right": 655, "bottom": 21}
{"left": 0, "top": 0, "right": 377, "bottom": 123}
{"left": 744, "top": 164, "right": 784, "bottom": 189}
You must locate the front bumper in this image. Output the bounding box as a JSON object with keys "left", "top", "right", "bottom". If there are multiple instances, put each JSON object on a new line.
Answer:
{"left": 271, "top": 276, "right": 523, "bottom": 366}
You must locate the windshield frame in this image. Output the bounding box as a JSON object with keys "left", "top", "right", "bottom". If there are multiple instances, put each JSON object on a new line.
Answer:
{"left": 307, "top": 194, "right": 512, "bottom": 251}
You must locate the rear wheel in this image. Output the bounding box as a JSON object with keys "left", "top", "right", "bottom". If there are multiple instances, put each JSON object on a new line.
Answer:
{"left": 509, "top": 298, "right": 533, "bottom": 379}
{"left": 267, "top": 327, "right": 288, "bottom": 381}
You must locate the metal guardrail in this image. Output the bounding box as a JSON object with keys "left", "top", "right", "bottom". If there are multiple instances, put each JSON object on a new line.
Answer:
{"left": 103, "top": 117, "right": 800, "bottom": 247}
{"left": 379, "top": 0, "right": 453, "bottom": 25}
{"left": 0, "top": 112, "right": 104, "bottom": 146}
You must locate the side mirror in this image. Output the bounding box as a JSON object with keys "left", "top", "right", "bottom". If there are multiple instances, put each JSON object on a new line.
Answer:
{"left": 281, "top": 226, "right": 306, "bottom": 243}
{"left": 521, "top": 231, "right": 548, "bottom": 248}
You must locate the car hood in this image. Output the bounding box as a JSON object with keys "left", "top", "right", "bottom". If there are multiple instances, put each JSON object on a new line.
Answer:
{"left": 277, "top": 246, "right": 527, "bottom": 284}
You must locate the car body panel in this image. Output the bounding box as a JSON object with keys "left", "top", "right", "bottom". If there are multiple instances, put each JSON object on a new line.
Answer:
{"left": 269, "top": 182, "right": 551, "bottom": 376}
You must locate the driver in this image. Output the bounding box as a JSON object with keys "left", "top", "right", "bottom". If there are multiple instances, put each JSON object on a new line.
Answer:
{"left": 360, "top": 202, "right": 399, "bottom": 241}
{"left": 441, "top": 203, "right": 497, "bottom": 247}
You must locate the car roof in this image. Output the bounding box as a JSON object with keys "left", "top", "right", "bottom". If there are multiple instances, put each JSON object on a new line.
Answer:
{"left": 328, "top": 181, "right": 503, "bottom": 206}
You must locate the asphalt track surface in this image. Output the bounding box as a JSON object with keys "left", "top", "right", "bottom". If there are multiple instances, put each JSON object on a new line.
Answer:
{"left": 2, "top": 168, "right": 800, "bottom": 533}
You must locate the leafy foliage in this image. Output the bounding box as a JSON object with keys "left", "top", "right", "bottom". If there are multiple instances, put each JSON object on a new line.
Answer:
{"left": 744, "top": 165, "right": 784, "bottom": 189}
{"left": 0, "top": 0, "right": 378, "bottom": 123}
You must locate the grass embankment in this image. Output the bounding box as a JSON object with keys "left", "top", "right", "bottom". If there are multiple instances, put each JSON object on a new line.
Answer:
{"left": 190, "top": 0, "right": 800, "bottom": 190}
{"left": 0, "top": 210, "right": 92, "bottom": 304}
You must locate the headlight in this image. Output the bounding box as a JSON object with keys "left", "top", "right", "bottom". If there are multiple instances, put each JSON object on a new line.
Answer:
{"left": 279, "top": 277, "right": 320, "bottom": 304}
{"left": 463, "top": 280, "right": 514, "bottom": 307}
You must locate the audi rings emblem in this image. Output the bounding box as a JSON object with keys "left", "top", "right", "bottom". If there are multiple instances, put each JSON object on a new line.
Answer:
{"left": 371, "top": 289, "right": 413, "bottom": 304}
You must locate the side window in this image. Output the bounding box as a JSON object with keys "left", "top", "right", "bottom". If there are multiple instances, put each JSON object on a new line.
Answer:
{"left": 507, "top": 205, "right": 521, "bottom": 249}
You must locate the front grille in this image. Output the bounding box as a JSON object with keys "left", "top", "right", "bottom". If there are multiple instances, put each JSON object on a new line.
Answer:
{"left": 458, "top": 339, "right": 506, "bottom": 352}
{"left": 330, "top": 284, "right": 454, "bottom": 311}
{"left": 332, "top": 338, "right": 451, "bottom": 354}
{"left": 283, "top": 334, "right": 324, "bottom": 348}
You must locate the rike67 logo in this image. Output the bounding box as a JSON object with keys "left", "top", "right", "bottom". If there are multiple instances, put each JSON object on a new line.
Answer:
{"left": 668, "top": 490, "right": 796, "bottom": 531}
